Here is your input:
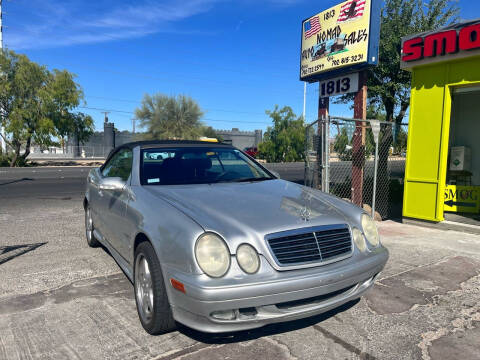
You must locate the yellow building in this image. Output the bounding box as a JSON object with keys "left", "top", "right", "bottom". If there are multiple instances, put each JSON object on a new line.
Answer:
{"left": 401, "top": 19, "right": 480, "bottom": 229}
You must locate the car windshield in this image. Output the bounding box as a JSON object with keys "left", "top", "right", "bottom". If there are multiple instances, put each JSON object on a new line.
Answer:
{"left": 141, "top": 147, "right": 273, "bottom": 185}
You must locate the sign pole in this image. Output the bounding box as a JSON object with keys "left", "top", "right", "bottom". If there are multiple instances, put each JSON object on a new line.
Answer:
{"left": 318, "top": 96, "right": 329, "bottom": 191}
{"left": 0, "top": 0, "right": 6, "bottom": 155}
{"left": 352, "top": 71, "right": 367, "bottom": 207}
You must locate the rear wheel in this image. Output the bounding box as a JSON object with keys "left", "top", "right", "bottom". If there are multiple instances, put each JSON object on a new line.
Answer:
{"left": 134, "top": 242, "right": 176, "bottom": 335}
{"left": 85, "top": 205, "right": 100, "bottom": 247}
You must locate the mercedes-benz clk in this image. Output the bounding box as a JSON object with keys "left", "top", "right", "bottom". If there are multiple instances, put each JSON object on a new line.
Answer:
{"left": 84, "top": 140, "right": 388, "bottom": 335}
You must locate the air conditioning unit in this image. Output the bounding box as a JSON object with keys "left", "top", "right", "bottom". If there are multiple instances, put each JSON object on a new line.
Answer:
{"left": 450, "top": 146, "right": 471, "bottom": 172}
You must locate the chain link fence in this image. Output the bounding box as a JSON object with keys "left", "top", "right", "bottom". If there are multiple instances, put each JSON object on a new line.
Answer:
{"left": 66, "top": 145, "right": 112, "bottom": 158}
{"left": 305, "top": 116, "right": 409, "bottom": 220}
{"left": 28, "top": 145, "right": 112, "bottom": 159}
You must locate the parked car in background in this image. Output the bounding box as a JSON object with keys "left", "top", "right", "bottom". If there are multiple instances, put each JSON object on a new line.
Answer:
{"left": 84, "top": 140, "right": 388, "bottom": 334}
{"left": 244, "top": 146, "right": 258, "bottom": 158}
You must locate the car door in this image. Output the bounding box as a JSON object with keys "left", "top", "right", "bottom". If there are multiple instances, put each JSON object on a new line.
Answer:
{"left": 98, "top": 148, "right": 133, "bottom": 257}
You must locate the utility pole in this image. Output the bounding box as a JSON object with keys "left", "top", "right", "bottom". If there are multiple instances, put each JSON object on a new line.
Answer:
{"left": 131, "top": 118, "right": 136, "bottom": 134}
{"left": 0, "top": 0, "right": 6, "bottom": 154}
{"left": 101, "top": 111, "right": 110, "bottom": 123}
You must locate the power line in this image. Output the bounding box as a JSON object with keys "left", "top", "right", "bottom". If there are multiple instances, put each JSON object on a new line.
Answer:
{"left": 78, "top": 106, "right": 272, "bottom": 125}
{"left": 80, "top": 106, "right": 133, "bottom": 114}
{"left": 85, "top": 95, "right": 268, "bottom": 116}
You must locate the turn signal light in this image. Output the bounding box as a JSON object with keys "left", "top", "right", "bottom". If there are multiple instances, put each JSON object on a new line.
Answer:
{"left": 170, "top": 278, "right": 186, "bottom": 293}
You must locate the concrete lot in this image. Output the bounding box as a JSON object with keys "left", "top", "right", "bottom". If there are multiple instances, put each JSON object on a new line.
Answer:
{"left": 0, "top": 169, "right": 479, "bottom": 359}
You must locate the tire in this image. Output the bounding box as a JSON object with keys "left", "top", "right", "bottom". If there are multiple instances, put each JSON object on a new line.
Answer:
{"left": 134, "top": 241, "right": 176, "bottom": 335}
{"left": 85, "top": 204, "right": 100, "bottom": 247}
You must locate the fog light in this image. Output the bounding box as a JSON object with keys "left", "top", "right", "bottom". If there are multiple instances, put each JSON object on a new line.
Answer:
{"left": 211, "top": 310, "right": 236, "bottom": 320}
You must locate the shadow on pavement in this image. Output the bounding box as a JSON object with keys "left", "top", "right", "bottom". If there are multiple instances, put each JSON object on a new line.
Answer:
{"left": 176, "top": 299, "right": 360, "bottom": 344}
{"left": 0, "top": 242, "right": 47, "bottom": 265}
{"left": 0, "top": 177, "right": 34, "bottom": 186}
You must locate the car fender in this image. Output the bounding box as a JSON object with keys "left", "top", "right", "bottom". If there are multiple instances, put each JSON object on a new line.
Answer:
{"left": 127, "top": 186, "right": 206, "bottom": 276}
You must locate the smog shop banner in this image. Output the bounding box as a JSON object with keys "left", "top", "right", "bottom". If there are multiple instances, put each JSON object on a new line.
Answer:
{"left": 300, "top": 0, "right": 380, "bottom": 82}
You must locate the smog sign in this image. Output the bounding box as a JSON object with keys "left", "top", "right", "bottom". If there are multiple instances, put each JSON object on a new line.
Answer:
{"left": 401, "top": 19, "right": 480, "bottom": 70}
{"left": 444, "top": 185, "right": 480, "bottom": 214}
{"left": 300, "top": 0, "right": 381, "bottom": 82}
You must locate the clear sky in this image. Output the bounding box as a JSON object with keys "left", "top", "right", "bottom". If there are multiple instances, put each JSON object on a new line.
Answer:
{"left": 4, "top": 0, "right": 479, "bottom": 133}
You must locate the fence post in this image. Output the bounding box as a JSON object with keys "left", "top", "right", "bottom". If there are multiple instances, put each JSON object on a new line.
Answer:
{"left": 370, "top": 121, "right": 381, "bottom": 218}
{"left": 325, "top": 116, "right": 330, "bottom": 193}
{"left": 352, "top": 71, "right": 367, "bottom": 206}
{"left": 318, "top": 96, "right": 329, "bottom": 191}
{"left": 372, "top": 140, "right": 379, "bottom": 218}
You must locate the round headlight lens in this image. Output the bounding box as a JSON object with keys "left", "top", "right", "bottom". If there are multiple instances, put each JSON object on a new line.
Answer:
{"left": 361, "top": 214, "right": 380, "bottom": 247}
{"left": 353, "top": 227, "right": 367, "bottom": 252}
{"left": 236, "top": 244, "right": 260, "bottom": 274}
{"left": 195, "top": 233, "right": 230, "bottom": 278}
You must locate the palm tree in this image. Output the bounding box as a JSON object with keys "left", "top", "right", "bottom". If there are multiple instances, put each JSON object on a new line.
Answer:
{"left": 135, "top": 94, "right": 204, "bottom": 140}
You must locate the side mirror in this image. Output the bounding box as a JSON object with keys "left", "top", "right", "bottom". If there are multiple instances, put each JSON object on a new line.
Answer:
{"left": 270, "top": 170, "right": 281, "bottom": 179}
{"left": 99, "top": 177, "right": 125, "bottom": 191}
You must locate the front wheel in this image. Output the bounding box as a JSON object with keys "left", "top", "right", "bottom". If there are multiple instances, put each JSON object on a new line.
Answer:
{"left": 85, "top": 205, "right": 100, "bottom": 247}
{"left": 134, "top": 242, "right": 176, "bottom": 335}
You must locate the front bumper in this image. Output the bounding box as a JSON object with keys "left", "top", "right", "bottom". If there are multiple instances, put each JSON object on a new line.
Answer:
{"left": 163, "top": 248, "right": 388, "bottom": 333}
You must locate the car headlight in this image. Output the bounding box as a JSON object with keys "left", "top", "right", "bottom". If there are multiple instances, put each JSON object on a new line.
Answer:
{"left": 195, "top": 233, "right": 230, "bottom": 277}
{"left": 353, "top": 227, "right": 367, "bottom": 252}
{"left": 236, "top": 244, "right": 260, "bottom": 274}
{"left": 361, "top": 214, "right": 380, "bottom": 247}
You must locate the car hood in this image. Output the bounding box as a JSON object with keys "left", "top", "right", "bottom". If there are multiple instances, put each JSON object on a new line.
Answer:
{"left": 143, "top": 179, "right": 354, "bottom": 253}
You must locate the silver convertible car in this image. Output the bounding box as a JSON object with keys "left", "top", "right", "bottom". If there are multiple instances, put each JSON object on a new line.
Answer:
{"left": 84, "top": 140, "right": 388, "bottom": 335}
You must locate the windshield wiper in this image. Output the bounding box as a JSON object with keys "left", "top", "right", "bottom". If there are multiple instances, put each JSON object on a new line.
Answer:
{"left": 229, "top": 177, "right": 273, "bottom": 183}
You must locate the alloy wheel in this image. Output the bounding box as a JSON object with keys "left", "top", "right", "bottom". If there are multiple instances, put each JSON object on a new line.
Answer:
{"left": 85, "top": 207, "right": 93, "bottom": 241}
{"left": 135, "top": 254, "right": 154, "bottom": 323}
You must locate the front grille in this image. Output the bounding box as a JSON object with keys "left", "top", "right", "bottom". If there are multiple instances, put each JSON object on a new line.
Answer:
{"left": 267, "top": 225, "right": 352, "bottom": 266}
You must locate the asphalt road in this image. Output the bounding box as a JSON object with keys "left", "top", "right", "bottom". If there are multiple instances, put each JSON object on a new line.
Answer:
{"left": 0, "top": 167, "right": 91, "bottom": 200}
{"left": 0, "top": 164, "right": 306, "bottom": 200}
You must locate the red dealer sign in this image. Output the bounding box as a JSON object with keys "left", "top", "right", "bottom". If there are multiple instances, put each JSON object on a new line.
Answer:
{"left": 401, "top": 20, "right": 480, "bottom": 69}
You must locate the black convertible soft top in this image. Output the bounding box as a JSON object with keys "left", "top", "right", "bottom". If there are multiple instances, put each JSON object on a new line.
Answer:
{"left": 120, "top": 140, "right": 233, "bottom": 150}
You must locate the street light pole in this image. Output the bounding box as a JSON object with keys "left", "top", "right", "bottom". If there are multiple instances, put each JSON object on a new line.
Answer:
{"left": 303, "top": 82, "right": 307, "bottom": 121}
{"left": 0, "top": 0, "right": 6, "bottom": 154}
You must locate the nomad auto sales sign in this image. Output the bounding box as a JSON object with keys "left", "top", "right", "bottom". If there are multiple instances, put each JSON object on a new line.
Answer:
{"left": 401, "top": 20, "right": 480, "bottom": 69}
{"left": 300, "top": 0, "right": 381, "bottom": 82}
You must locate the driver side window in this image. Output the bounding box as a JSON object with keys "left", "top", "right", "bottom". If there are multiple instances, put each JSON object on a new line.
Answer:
{"left": 102, "top": 148, "right": 133, "bottom": 182}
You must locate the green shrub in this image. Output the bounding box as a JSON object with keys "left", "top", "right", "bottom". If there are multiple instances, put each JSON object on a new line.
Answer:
{"left": 0, "top": 154, "right": 11, "bottom": 167}
{"left": 0, "top": 153, "right": 30, "bottom": 167}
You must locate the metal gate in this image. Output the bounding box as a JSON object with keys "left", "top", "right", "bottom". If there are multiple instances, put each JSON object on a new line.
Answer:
{"left": 305, "top": 116, "right": 408, "bottom": 219}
